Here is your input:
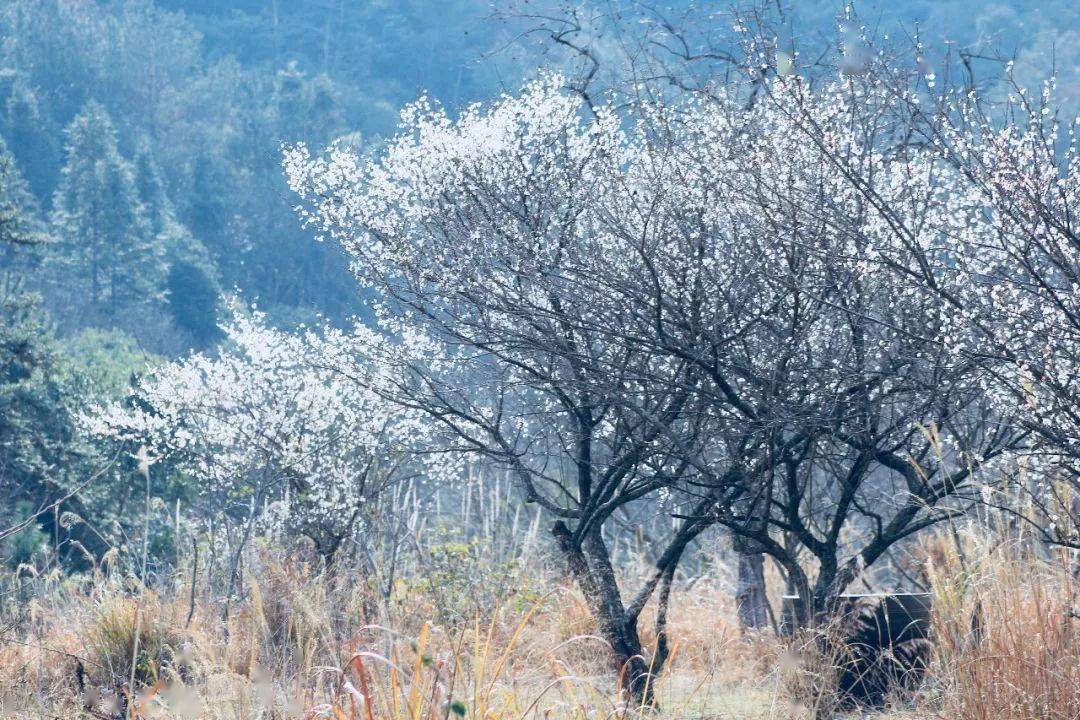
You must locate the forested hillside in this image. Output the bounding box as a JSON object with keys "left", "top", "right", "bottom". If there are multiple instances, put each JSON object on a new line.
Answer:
{"left": 0, "top": 0, "right": 511, "bottom": 346}
{"left": 0, "top": 0, "right": 515, "bottom": 580}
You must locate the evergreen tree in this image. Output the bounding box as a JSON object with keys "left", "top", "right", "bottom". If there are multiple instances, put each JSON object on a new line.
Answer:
{"left": 0, "top": 72, "right": 60, "bottom": 201}
{"left": 0, "top": 133, "right": 44, "bottom": 250}
{"left": 133, "top": 139, "right": 222, "bottom": 346}
{"left": 49, "top": 101, "right": 165, "bottom": 320}
{"left": 0, "top": 143, "right": 169, "bottom": 568}
{"left": 0, "top": 146, "right": 74, "bottom": 567}
{"left": 132, "top": 137, "right": 173, "bottom": 239}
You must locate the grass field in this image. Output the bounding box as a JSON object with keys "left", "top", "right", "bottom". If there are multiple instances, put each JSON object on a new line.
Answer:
{"left": 1, "top": 527, "right": 1077, "bottom": 720}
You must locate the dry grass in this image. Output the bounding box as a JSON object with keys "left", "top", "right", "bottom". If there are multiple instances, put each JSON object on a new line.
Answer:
{"left": 0, "top": 545, "right": 793, "bottom": 720}
{"left": 924, "top": 530, "right": 1080, "bottom": 720}
{"left": 1, "top": 528, "right": 1077, "bottom": 720}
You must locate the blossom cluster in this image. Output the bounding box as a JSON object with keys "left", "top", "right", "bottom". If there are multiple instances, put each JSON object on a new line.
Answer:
{"left": 85, "top": 307, "right": 457, "bottom": 545}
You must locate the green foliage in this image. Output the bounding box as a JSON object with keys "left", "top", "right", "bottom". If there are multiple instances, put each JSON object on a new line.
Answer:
{"left": 0, "top": 70, "right": 61, "bottom": 199}
{"left": 158, "top": 0, "right": 499, "bottom": 134}
{"left": 0, "top": 0, "right": 511, "bottom": 345}
{"left": 0, "top": 286, "right": 69, "bottom": 488}
{"left": 49, "top": 101, "right": 166, "bottom": 320}
{"left": 132, "top": 139, "right": 172, "bottom": 239}
{"left": 132, "top": 139, "right": 222, "bottom": 346}
{"left": 166, "top": 259, "right": 222, "bottom": 346}
{"left": 0, "top": 143, "right": 65, "bottom": 567}
{"left": 0, "top": 288, "right": 182, "bottom": 574}
{"left": 0, "top": 501, "right": 49, "bottom": 567}
{"left": 0, "top": 279, "right": 84, "bottom": 569}
{"left": 61, "top": 327, "right": 154, "bottom": 399}
{"left": 0, "top": 134, "right": 44, "bottom": 249}
{"left": 397, "top": 533, "right": 541, "bottom": 626}
{"left": 0, "top": 146, "right": 176, "bottom": 572}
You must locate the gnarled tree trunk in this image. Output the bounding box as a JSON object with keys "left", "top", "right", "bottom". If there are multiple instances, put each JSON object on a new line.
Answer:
{"left": 553, "top": 522, "right": 658, "bottom": 707}
{"left": 732, "top": 479, "right": 772, "bottom": 632}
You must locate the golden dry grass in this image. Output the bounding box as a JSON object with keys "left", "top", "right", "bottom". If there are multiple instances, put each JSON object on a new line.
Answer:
{"left": 1, "top": 529, "right": 1076, "bottom": 720}
{"left": 0, "top": 546, "right": 793, "bottom": 720}
{"left": 924, "top": 531, "right": 1080, "bottom": 720}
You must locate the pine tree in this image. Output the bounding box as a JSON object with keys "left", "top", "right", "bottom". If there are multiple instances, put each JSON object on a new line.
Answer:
{"left": 0, "top": 142, "right": 141, "bottom": 569}
{"left": 0, "top": 137, "right": 69, "bottom": 566}
{"left": 49, "top": 101, "right": 165, "bottom": 319}
{"left": 132, "top": 137, "right": 173, "bottom": 239}
{"left": 0, "top": 71, "right": 62, "bottom": 199}
{"left": 0, "top": 133, "right": 44, "bottom": 249}
{"left": 132, "top": 138, "right": 222, "bottom": 346}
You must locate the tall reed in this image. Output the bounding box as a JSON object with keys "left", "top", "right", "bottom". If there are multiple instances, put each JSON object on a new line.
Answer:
{"left": 925, "top": 529, "right": 1079, "bottom": 720}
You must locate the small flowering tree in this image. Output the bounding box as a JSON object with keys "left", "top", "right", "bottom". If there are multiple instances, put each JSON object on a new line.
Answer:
{"left": 286, "top": 78, "right": 734, "bottom": 702}
{"left": 87, "top": 308, "right": 441, "bottom": 572}
{"left": 572, "top": 75, "right": 1027, "bottom": 625}
{"left": 678, "top": 10, "right": 1080, "bottom": 555}
{"left": 732, "top": 76, "right": 1027, "bottom": 613}
{"left": 284, "top": 51, "right": 1070, "bottom": 689}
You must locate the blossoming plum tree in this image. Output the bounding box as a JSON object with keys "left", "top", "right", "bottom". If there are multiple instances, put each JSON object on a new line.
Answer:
{"left": 897, "top": 74, "right": 1080, "bottom": 549}
{"left": 283, "top": 51, "right": 1072, "bottom": 694}
{"left": 286, "top": 78, "right": 737, "bottom": 702}
{"left": 87, "top": 308, "right": 445, "bottom": 577}
{"left": 575, "top": 76, "right": 1025, "bottom": 624}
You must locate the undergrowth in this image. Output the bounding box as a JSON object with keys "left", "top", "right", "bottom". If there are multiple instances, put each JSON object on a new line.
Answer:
{"left": 1, "top": 527, "right": 1076, "bottom": 720}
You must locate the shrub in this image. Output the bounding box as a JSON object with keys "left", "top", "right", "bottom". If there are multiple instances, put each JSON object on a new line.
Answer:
{"left": 84, "top": 592, "right": 183, "bottom": 688}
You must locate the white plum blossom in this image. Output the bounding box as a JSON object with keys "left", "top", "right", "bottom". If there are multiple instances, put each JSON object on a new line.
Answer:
{"left": 86, "top": 307, "right": 456, "bottom": 559}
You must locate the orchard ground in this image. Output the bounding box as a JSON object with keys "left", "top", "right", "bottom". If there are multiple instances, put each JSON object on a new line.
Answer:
{"left": 1, "top": 524, "right": 1076, "bottom": 720}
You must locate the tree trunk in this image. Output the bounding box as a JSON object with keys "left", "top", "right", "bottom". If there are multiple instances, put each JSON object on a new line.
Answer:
{"left": 553, "top": 522, "right": 657, "bottom": 707}
{"left": 735, "top": 550, "right": 769, "bottom": 631}
{"left": 732, "top": 478, "right": 771, "bottom": 633}
{"left": 779, "top": 559, "right": 815, "bottom": 632}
